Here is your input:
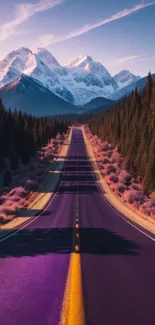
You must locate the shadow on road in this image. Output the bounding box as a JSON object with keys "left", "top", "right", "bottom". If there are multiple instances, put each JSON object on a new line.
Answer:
{"left": 17, "top": 209, "right": 55, "bottom": 217}
{"left": 57, "top": 183, "right": 99, "bottom": 194}
{"left": 0, "top": 227, "right": 139, "bottom": 258}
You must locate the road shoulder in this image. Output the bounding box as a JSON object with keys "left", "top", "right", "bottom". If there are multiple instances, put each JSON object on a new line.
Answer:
{"left": 0, "top": 132, "right": 72, "bottom": 230}
{"left": 83, "top": 128, "right": 155, "bottom": 236}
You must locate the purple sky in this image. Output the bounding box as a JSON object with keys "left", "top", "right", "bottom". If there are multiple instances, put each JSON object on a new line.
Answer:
{"left": 0, "top": 0, "right": 155, "bottom": 76}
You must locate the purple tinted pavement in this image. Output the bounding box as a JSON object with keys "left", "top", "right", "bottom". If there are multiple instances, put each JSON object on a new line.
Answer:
{"left": 76, "top": 129, "right": 155, "bottom": 325}
{"left": 0, "top": 128, "right": 155, "bottom": 325}
{"left": 0, "top": 130, "right": 79, "bottom": 325}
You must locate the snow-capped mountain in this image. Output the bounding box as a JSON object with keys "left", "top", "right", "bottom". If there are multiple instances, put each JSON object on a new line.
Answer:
{"left": 0, "top": 47, "right": 32, "bottom": 87}
{"left": 35, "top": 48, "right": 61, "bottom": 70}
{"left": 108, "top": 73, "right": 155, "bottom": 101}
{"left": 69, "top": 54, "right": 113, "bottom": 80}
{"left": 0, "top": 47, "right": 142, "bottom": 107}
{"left": 113, "top": 70, "right": 140, "bottom": 89}
{"left": 0, "top": 47, "right": 59, "bottom": 88}
{"left": 0, "top": 47, "right": 74, "bottom": 104}
{"left": 68, "top": 54, "right": 118, "bottom": 97}
{"left": 0, "top": 74, "right": 78, "bottom": 116}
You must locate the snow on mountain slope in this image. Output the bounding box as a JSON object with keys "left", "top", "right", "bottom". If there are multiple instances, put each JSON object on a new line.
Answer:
{"left": 68, "top": 54, "right": 118, "bottom": 89}
{"left": 69, "top": 54, "right": 111, "bottom": 79}
{"left": 0, "top": 47, "right": 143, "bottom": 107}
{"left": 0, "top": 74, "right": 79, "bottom": 116}
{"left": 69, "top": 54, "right": 90, "bottom": 68}
{"left": 113, "top": 70, "right": 140, "bottom": 89}
{"left": 0, "top": 47, "right": 74, "bottom": 104}
{"left": 64, "top": 54, "right": 119, "bottom": 104}
{"left": 55, "top": 66, "right": 115, "bottom": 105}
{"left": 108, "top": 73, "right": 155, "bottom": 101}
{"left": 35, "top": 48, "right": 61, "bottom": 69}
{"left": 0, "top": 47, "right": 33, "bottom": 87}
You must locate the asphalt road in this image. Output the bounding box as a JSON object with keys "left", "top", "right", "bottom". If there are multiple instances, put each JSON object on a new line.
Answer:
{"left": 0, "top": 127, "right": 155, "bottom": 325}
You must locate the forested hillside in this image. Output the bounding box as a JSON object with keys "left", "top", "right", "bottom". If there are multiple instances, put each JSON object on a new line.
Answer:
{"left": 88, "top": 73, "right": 155, "bottom": 195}
{"left": 0, "top": 99, "right": 68, "bottom": 169}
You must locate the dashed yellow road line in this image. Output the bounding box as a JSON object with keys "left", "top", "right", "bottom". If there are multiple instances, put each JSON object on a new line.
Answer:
{"left": 60, "top": 192, "right": 85, "bottom": 325}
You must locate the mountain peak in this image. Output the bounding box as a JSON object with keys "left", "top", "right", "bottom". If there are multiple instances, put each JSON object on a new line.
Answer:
{"left": 113, "top": 70, "right": 141, "bottom": 88}
{"left": 18, "top": 47, "right": 32, "bottom": 52}
{"left": 79, "top": 53, "right": 93, "bottom": 60}
{"left": 114, "top": 70, "right": 134, "bottom": 77}
{"left": 68, "top": 54, "right": 93, "bottom": 68}
{"left": 35, "top": 48, "right": 61, "bottom": 68}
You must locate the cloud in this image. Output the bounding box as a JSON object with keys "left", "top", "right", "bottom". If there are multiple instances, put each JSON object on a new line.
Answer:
{"left": 0, "top": 0, "right": 65, "bottom": 41}
{"left": 117, "top": 54, "right": 149, "bottom": 63}
{"left": 103, "top": 54, "right": 149, "bottom": 66}
{"left": 39, "top": 1, "right": 155, "bottom": 46}
{"left": 102, "top": 54, "right": 150, "bottom": 75}
{"left": 39, "top": 34, "right": 55, "bottom": 47}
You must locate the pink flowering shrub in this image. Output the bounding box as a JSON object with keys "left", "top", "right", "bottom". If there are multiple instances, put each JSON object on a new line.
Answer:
{"left": 132, "top": 201, "right": 141, "bottom": 210}
{"left": 110, "top": 182, "right": 126, "bottom": 194}
{"left": 104, "top": 164, "right": 116, "bottom": 175}
{"left": 109, "top": 174, "right": 118, "bottom": 183}
{"left": 117, "top": 183, "right": 127, "bottom": 193}
{"left": 139, "top": 204, "right": 152, "bottom": 216}
{"left": 139, "top": 200, "right": 155, "bottom": 216}
{"left": 124, "top": 189, "right": 138, "bottom": 204}
{"left": 130, "top": 183, "right": 141, "bottom": 191}
{"left": 111, "top": 151, "right": 121, "bottom": 163}
{"left": 8, "top": 187, "right": 26, "bottom": 198}
{"left": 100, "top": 142, "right": 109, "bottom": 151}
{"left": 103, "top": 157, "right": 110, "bottom": 164}
{"left": 0, "top": 205, "right": 17, "bottom": 216}
{"left": 0, "top": 131, "right": 67, "bottom": 224}
{"left": 90, "top": 135, "right": 100, "bottom": 146}
{"left": 87, "top": 127, "right": 155, "bottom": 217}
{"left": 119, "top": 170, "right": 132, "bottom": 186}
{"left": 97, "top": 162, "right": 103, "bottom": 169}
{"left": 0, "top": 186, "right": 28, "bottom": 222}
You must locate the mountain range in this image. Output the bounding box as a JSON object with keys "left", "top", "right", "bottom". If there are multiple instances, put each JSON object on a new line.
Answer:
{"left": 0, "top": 75, "right": 79, "bottom": 116}
{"left": 0, "top": 47, "right": 152, "bottom": 115}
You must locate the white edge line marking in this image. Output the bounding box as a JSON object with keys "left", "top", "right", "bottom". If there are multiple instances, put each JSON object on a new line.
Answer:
{"left": 0, "top": 131, "right": 72, "bottom": 244}
{"left": 83, "top": 129, "right": 155, "bottom": 243}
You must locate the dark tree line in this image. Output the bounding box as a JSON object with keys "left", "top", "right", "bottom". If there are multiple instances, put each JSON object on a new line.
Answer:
{"left": 88, "top": 73, "right": 155, "bottom": 195}
{"left": 0, "top": 99, "right": 69, "bottom": 170}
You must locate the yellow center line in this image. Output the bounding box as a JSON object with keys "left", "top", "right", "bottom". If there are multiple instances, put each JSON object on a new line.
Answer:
{"left": 59, "top": 253, "right": 85, "bottom": 325}
{"left": 59, "top": 200, "right": 85, "bottom": 325}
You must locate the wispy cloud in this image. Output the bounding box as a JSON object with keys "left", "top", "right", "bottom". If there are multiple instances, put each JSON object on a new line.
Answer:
{"left": 103, "top": 54, "right": 149, "bottom": 75}
{"left": 39, "top": 34, "right": 56, "bottom": 47}
{"left": 39, "top": 1, "right": 155, "bottom": 46}
{"left": 0, "top": 0, "right": 65, "bottom": 41}
{"left": 103, "top": 54, "right": 149, "bottom": 66}
{"left": 116, "top": 54, "right": 149, "bottom": 63}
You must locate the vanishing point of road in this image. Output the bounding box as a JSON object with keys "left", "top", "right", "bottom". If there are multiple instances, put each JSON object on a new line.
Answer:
{"left": 0, "top": 128, "right": 155, "bottom": 325}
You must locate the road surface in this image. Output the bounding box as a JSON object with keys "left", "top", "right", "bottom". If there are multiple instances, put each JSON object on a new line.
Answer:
{"left": 0, "top": 127, "right": 155, "bottom": 325}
